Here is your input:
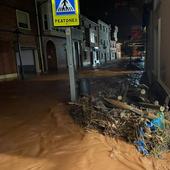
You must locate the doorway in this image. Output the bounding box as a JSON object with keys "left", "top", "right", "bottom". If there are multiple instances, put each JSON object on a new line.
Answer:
{"left": 46, "top": 40, "right": 57, "bottom": 72}
{"left": 16, "top": 49, "right": 36, "bottom": 79}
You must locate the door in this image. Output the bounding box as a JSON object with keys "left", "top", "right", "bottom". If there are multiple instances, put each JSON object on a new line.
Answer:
{"left": 46, "top": 40, "right": 57, "bottom": 72}
{"left": 90, "top": 51, "right": 93, "bottom": 66}
{"left": 16, "top": 49, "right": 36, "bottom": 75}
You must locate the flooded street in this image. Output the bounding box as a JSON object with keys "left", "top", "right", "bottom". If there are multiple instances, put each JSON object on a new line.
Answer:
{"left": 0, "top": 71, "right": 170, "bottom": 170}
{"left": 1, "top": 0, "right": 170, "bottom": 169}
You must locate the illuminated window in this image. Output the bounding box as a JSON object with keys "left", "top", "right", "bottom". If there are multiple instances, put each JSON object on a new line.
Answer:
{"left": 90, "top": 32, "right": 95, "bottom": 43}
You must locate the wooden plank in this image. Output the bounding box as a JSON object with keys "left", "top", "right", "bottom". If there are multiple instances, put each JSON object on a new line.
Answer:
{"left": 104, "top": 98, "right": 170, "bottom": 125}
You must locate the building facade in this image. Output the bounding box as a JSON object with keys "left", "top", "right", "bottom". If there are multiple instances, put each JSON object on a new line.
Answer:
{"left": 0, "top": 0, "right": 115, "bottom": 81}
{"left": 0, "top": 0, "right": 41, "bottom": 80}
{"left": 110, "top": 26, "right": 121, "bottom": 60}
{"left": 80, "top": 15, "right": 99, "bottom": 67}
{"left": 98, "top": 20, "right": 111, "bottom": 64}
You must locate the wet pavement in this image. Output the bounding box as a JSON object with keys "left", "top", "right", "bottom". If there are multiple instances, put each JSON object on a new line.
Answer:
{"left": 0, "top": 66, "right": 170, "bottom": 170}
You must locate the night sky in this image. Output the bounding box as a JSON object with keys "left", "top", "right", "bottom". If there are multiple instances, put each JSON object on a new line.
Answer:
{"left": 80, "top": 0, "right": 116, "bottom": 23}
{"left": 79, "top": 0, "right": 145, "bottom": 40}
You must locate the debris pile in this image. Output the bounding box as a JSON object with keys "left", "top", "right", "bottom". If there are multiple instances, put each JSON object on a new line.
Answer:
{"left": 70, "top": 75, "right": 170, "bottom": 158}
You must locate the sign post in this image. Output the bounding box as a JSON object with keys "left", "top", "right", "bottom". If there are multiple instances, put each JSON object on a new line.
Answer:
{"left": 66, "top": 27, "right": 77, "bottom": 101}
{"left": 51, "top": 0, "right": 80, "bottom": 101}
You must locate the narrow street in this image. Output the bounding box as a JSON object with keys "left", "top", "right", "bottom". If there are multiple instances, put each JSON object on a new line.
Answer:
{"left": 0, "top": 68, "right": 170, "bottom": 170}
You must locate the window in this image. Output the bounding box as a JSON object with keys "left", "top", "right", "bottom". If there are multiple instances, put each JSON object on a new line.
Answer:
{"left": 44, "top": 14, "right": 48, "bottom": 30}
{"left": 82, "top": 20, "right": 84, "bottom": 26}
{"left": 103, "top": 40, "right": 106, "bottom": 46}
{"left": 90, "top": 32, "right": 95, "bottom": 43}
{"left": 61, "top": 29, "right": 65, "bottom": 33}
{"left": 100, "top": 24, "right": 102, "bottom": 30}
{"left": 77, "top": 26, "right": 81, "bottom": 30}
{"left": 54, "top": 28, "right": 65, "bottom": 33}
{"left": 53, "top": 27, "right": 59, "bottom": 31}
{"left": 101, "top": 53, "right": 104, "bottom": 59}
{"left": 16, "top": 10, "right": 31, "bottom": 29}
{"left": 95, "top": 36, "right": 97, "bottom": 43}
{"left": 103, "top": 26, "right": 105, "bottom": 32}
{"left": 84, "top": 51, "right": 87, "bottom": 60}
{"left": 105, "top": 53, "right": 107, "bottom": 61}
{"left": 97, "top": 51, "right": 99, "bottom": 60}
{"left": 89, "top": 24, "right": 91, "bottom": 28}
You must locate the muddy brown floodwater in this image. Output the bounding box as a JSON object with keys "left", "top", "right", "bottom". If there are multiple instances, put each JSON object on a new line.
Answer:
{"left": 0, "top": 73, "right": 170, "bottom": 170}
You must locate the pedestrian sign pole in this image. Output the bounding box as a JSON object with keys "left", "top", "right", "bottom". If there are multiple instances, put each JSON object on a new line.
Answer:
{"left": 65, "top": 27, "right": 77, "bottom": 101}
{"left": 51, "top": 0, "right": 80, "bottom": 101}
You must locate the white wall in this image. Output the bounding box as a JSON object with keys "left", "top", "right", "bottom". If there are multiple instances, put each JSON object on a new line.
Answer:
{"left": 98, "top": 20, "right": 111, "bottom": 63}
{"left": 147, "top": 0, "right": 170, "bottom": 94}
{"left": 80, "top": 15, "right": 99, "bottom": 67}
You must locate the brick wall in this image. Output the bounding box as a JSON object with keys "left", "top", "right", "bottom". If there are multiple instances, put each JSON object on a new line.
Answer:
{"left": 0, "top": 0, "right": 38, "bottom": 75}
{"left": 0, "top": 41, "right": 16, "bottom": 74}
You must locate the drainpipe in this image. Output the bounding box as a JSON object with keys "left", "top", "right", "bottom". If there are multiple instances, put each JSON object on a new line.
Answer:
{"left": 16, "top": 29, "right": 24, "bottom": 80}
{"left": 35, "top": 0, "right": 45, "bottom": 72}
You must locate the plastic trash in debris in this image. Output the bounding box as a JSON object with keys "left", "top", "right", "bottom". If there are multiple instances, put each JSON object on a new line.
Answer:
{"left": 135, "top": 127, "right": 149, "bottom": 155}
{"left": 145, "top": 121, "right": 157, "bottom": 132}
{"left": 145, "top": 111, "right": 165, "bottom": 131}
{"left": 139, "top": 127, "right": 145, "bottom": 136}
{"left": 154, "top": 100, "right": 159, "bottom": 106}
{"left": 135, "top": 111, "right": 165, "bottom": 155}
{"left": 151, "top": 111, "right": 165, "bottom": 130}
{"left": 117, "top": 96, "right": 123, "bottom": 101}
{"left": 134, "top": 140, "right": 149, "bottom": 155}
{"left": 160, "top": 106, "right": 165, "bottom": 112}
{"left": 140, "top": 89, "right": 146, "bottom": 95}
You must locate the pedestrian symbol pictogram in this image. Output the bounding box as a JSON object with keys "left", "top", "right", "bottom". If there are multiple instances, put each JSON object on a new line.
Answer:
{"left": 56, "top": 0, "right": 75, "bottom": 15}
{"left": 51, "top": 0, "right": 80, "bottom": 26}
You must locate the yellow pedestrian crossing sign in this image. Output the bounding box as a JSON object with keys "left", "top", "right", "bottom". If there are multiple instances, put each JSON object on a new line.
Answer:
{"left": 51, "top": 0, "right": 80, "bottom": 26}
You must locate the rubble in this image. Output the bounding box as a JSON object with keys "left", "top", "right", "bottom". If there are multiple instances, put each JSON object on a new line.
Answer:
{"left": 70, "top": 74, "right": 170, "bottom": 158}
